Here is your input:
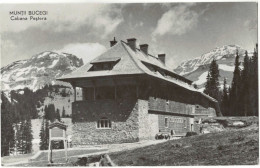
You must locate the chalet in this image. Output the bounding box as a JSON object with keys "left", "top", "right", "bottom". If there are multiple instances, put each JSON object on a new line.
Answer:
{"left": 58, "top": 38, "right": 221, "bottom": 146}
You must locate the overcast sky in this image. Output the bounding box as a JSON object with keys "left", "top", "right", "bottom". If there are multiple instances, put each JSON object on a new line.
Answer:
{"left": 0, "top": 2, "right": 257, "bottom": 69}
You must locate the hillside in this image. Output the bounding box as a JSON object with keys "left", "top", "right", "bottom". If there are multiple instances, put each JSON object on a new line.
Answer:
{"left": 1, "top": 51, "right": 85, "bottom": 116}
{"left": 8, "top": 117, "right": 258, "bottom": 166}
{"left": 174, "top": 45, "right": 253, "bottom": 90}
{"left": 109, "top": 121, "right": 258, "bottom": 166}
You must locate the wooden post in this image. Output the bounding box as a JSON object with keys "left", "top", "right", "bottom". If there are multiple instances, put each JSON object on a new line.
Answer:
{"left": 48, "top": 130, "right": 52, "bottom": 163}
{"left": 64, "top": 139, "right": 68, "bottom": 162}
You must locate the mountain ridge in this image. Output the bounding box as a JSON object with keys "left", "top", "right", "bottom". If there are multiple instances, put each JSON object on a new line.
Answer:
{"left": 174, "top": 44, "right": 253, "bottom": 90}
{"left": 1, "top": 51, "right": 84, "bottom": 92}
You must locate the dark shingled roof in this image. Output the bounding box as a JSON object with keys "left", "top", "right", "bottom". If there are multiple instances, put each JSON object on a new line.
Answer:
{"left": 57, "top": 40, "right": 217, "bottom": 103}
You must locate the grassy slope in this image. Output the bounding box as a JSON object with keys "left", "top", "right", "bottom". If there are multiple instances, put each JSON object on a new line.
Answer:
{"left": 110, "top": 126, "right": 259, "bottom": 166}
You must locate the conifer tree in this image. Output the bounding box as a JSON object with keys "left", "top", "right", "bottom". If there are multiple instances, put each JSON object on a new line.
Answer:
{"left": 44, "top": 104, "right": 56, "bottom": 122}
{"left": 221, "top": 78, "right": 229, "bottom": 116}
{"left": 24, "top": 119, "right": 33, "bottom": 153}
{"left": 1, "top": 92, "right": 15, "bottom": 156}
{"left": 44, "top": 105, "right": 49, "bottom": 120}
{"left": 240, "top": 51, "right": 250, "bottom": 116}
{"left": 62, "top": 106, "right": 66, "bottom": 118}
{"left": 204, "top": 59, "right": 220, "bottom": 101}
{"left": 39, "top": 119, "right": 45, "bottom": 150}
{"left": 204, "top": 72, "right": 211, "bottom": 95}
{"left": 56, "top": 109, "right": 61, "bottom": 121}
{"left": 49, "top": 104, "right": 56, "bottom": 122}
{"left": 249, "top": 43, "right": 258, "bottom": 116}
{"left": 44, "top": 119, "right": 49, "bottom": 150}
{"left": 229, "top": 50, "right": 241, "bottom": 116}
{"left": 17, "top": 120, "right": 25, "bottom": 154}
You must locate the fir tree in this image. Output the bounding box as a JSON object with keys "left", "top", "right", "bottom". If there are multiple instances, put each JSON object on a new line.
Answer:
{"left": 24, "top": 119, "right": 33, "bottom": 153}
{"left": 250, "top": 43, "right": 258, "bottom": 116}
{"left": 56, "top": 109, "right": 61, "bottom": 121}
{"left": 44, "top": 105, "right": 49, "bottom": 120}
{"left": 229, "top": 50, "right": 241, "bottom": 116}
{"left": 221, "top": 78, "right": 229, "bottom": 116}
{"left": 240, "top": 51, "right": 250, "bottom": 116}
{"left": 62, "top": 107, "right": 66, "bottom": 118}
{"left": 44, "top": 119, "right": 49, "bottom": 150}
{"left": 204, "top": 59, "right": 220, "bottom": 101}
{"left": 39, "top": 119, "right": 45, "bottom": 150}
{"left": 49, "top": 104, "right": 56, "bottom": 122}
{"left": 1, "top": 92, "right": 15, "bottom": 156}
{"left": 45, "top": 104, "right": 56, "bottom": 122}
{"left": 17, "top": 120, "right": 25, "bottom": 154}
{"left": 204, "top": 72, "right": 211, "bottom": 95}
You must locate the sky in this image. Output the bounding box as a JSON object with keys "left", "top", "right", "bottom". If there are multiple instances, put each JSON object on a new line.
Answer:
{"left": 0, "top": 2, "right": 258, "bottom": 69}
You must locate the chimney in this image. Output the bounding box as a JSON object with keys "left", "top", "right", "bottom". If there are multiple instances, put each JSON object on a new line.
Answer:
{"left": 158, "top": 54, "right": 166, "bottom": 64}
{"left": 127, "top": 38, "right": 137, "bottom": 51}
{"left": 140, "top": 44, "right": 149, "bottom": 55}
{"left": 110, "top": 37, "right": 117, "bottom": 47}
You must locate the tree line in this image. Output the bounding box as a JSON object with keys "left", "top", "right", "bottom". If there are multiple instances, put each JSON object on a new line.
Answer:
{"left": 204, "top": 44, "right": 258, "bottom": 116}
{"left": 1, "top": 84, "right": 71, "bottom": 156}
{"left": 1, "top": 92, "right": 33, "bottom": 156}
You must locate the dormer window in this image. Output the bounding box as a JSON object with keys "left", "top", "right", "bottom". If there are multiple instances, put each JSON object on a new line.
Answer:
{"left": 93, "top": 64, "right": 103, "bottom": 71}
{"left": 88, "top": 57, "right": 120, "bottom": 72}
{"left": 103, "top": 63, "right": 111, "bottom": 70}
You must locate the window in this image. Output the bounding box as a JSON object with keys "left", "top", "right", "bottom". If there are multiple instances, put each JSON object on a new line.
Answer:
{"left": 103, "top": 63, "right": 111, "bottom": 70}
{"left": 172, "top": 118, "right": 183, "bottom": 123}
{"left": 89, "top": 59, "right": 120, "bottom": 72}
{"left": 97, "top": 118, "right": 111, "bottom": 129}
{"left": 165, "top": 117, "right": 168, "bottom": 128}
{"left": 93, "top": 64, "right": 103, "bottom": 71}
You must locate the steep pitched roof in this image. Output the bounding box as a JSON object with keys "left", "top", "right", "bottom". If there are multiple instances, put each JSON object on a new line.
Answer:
{"left": 57, "top": 40, "right": 217, "bottom": 103}
{"left": 58, "top": 41, "right": 145, "bottom": 79}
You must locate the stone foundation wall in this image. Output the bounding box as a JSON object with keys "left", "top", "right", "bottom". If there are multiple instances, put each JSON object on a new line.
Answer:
{"left": 147, "top": 114, "right": 159, "bottom": 139}
{"left": 138, "top": 99, "right": 159, "bottom": 140}
{"left": 71, "top": 98, "right": 139, "bottom": 146}
{"left": 71, "top": 96, "right": 216, "bottom": 145}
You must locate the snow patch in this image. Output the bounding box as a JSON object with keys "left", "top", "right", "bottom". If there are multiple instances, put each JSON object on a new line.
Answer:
{"left": 37, "top": 52, "right": 51, "bottom": 59}
{"left": 18, "top": 90, "right": 24, "bottom": 94}
{"left": 49, "top": 53, "right": 59, "bottom": 58}
{"left": 32, "top": 78, "right": 38, "bottom": 91}
{"left": 12, "top": 84, "right": 26, "bottom": 91}
{"left": 49, "top": 59, "right": 59, "bottom": 68}
{"left": 219, "top": 64, "right": 234, "bottom": 72}
{"left": 32, "top": 139, "right": 40, "bottom": 144}
{"left": 198, "top": 87, "right": 205, "bottom": 92}
{"left": 194, "top": 72, "right": 208, "bottom": 85}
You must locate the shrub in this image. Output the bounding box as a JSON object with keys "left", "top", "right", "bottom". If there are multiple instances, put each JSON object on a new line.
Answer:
{"left": 185, "top": 131, "right": 198, "bottom": 137}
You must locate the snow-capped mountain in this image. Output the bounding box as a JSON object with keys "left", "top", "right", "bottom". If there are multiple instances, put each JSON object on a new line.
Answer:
{"left": 1, "top": 51, "right": 84, "bottom": 91}
{"left": 174, "top": 45, "right": 253, "bottom": 90}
